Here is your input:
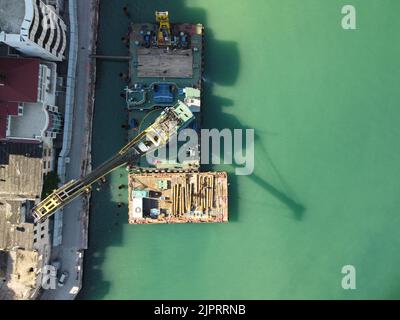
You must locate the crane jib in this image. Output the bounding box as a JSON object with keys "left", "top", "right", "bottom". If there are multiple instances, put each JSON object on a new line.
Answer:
{"left": 31, "top": 102, "right": 194, "bottom": 222}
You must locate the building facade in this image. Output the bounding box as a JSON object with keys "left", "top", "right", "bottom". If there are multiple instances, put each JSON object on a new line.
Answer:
{"left": 0, "top": 56, "right": 63, "bottom": 174}
{"left": 0, "top": 0, "right": 67, "bottom": 62}
{"left": 0, "top": 141, "right": 51, "bottom": 300}
{"left": 0, "top": 56, "right": 63, "bottom": 143}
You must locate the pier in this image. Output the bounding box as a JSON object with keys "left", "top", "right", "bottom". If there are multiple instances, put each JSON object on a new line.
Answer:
{"left": 90, "top": 54, "right": 130, "bottom": 61}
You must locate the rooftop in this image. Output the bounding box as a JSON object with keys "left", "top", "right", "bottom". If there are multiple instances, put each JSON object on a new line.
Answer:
{"left": 0, "top": 200, "right": 34, "bottom": 251}
{"left": 0, "top": 57, "right": 44, "bottom": 140}
{"left": 8, "top": 103, "right": 48, "bottom": 140}
{"left": 0, "top": 141, "right": 43, "bottom": 199}
{"left": 0, "top": 248, "right": 39, "bottom": 300}
{"left": 0, "top": 57, "right": 40, "bottom": 103}
{"left": 0, "top": 141, "right": 42, "bottom": 166}
{"left": 0, "top": 0, "right": 25, "bottom": 34}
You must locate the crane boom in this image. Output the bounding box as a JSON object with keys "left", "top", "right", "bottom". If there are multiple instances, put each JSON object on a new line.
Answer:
{"left": 32, "top": 101, "right": 194, "bottom": 222}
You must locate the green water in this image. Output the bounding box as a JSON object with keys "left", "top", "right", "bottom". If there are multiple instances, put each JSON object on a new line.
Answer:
{"left": 80, "top": 0, "right": 400, "bottom": 299}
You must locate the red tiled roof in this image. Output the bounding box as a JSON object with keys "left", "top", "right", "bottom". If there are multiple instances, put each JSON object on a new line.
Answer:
{"left": 0, "top": 117, "right": 8, "bottom": 139}
{"left": 0, "top": 57, "right": 40, "bottom": 103}
{"left": 0, "top": 57, "right": 40, "bottom": 140}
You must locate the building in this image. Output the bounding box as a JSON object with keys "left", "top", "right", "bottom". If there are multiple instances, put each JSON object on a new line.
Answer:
{"left": 0, "top": 0, "right": 67, "bottom": 62}
{"left": 0, "top": 1, "right": 65, "bottom": 299}
{"left": 0, "top": 56, "right": 63, "bottom": 173}
{"left": 0, "top": 141, "right": 51, "bottom": 300}
{"left": 0, "top": 140, "right": 43, "bottom": 199}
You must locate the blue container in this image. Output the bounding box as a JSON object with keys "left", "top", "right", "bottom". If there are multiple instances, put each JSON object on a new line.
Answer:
{"left": 154, "top": 84, "right": 173, "bottom": 104}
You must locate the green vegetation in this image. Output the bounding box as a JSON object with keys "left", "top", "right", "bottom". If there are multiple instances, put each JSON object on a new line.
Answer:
{"left": 41, "top": 171, "right": 60, "bottom": 198}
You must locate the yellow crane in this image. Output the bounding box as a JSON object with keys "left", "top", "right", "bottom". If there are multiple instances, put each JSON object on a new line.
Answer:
{"left": 155, "top": 11, "right": 172, "bottom": 46}
{"left": 32, "top": 102, "right": 194, "bottom": 222}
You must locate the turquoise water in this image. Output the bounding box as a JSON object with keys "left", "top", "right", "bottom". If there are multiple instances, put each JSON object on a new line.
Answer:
{"left": 80, "top": 0, "right": 400, "bottom": 299}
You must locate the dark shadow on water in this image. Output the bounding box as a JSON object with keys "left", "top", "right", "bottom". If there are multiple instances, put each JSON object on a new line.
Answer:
{"left": 201, "top": 25, "right": 305, "bottom": 221}
{"left": 250, "top": 140, "right": 305, "bottom": 221}
{"left": 202, "top": 91, "right": 305, "bottom": 222}
{"left": 79, "top": 0, "right": 304, "bottom": 300}
{"left": 79, "top": 0, "right": 242, "bottom": 300}
{"left": 249, "top": 173, "right": 305, "bottom": 221}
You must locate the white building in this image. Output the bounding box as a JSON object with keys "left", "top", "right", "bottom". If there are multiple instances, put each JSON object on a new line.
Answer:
{"left": 0, "top": 57, "right": 63, "bottom": 174}
{"left": 5, "top": 61, "right": 63, "bottom": 144}
{"left": 0, "top": 0, "right": 67, "bottom": 62}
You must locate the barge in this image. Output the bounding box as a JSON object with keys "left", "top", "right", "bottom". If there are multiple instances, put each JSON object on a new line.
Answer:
{"left": 125, "top": 12, "right": 228, "bottom": 224}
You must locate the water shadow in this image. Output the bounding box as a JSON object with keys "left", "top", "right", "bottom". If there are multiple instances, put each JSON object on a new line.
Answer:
{"left": 256, "top": 142, "right": 305, "bottom": 220}
{"left": 201, "top": 26, "right": 304, "bottom": 220}
{"left": 79, "top": 0, "right": 304, "bottom": 300}
{"left": 203, "top": 91, "right": 305, "bottom": 221}
{"left": 79, "top": 0, "right": 241, "bottom": 300}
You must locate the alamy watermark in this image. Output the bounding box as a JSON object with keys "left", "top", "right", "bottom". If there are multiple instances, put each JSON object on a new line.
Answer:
{"left": 341, "top": 265, "right": 356, "bottom": 290}
{"left": 145, "top": 128, "right": 255, "bottom": 176}
{"left": 341, "top": 5, "right": 356, "bottom": 30}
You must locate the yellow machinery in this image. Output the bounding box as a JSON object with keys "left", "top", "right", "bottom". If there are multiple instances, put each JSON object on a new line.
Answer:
{"left": 32, "top": 103, "right": 194, "bottom": 222}
{"left": 155, "top": 11, "right": 172, "bottom": 46}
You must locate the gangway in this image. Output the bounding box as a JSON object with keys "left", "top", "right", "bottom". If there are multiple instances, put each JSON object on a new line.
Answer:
{"left": 32, "top": 102, "right": 194, "bottom": 222}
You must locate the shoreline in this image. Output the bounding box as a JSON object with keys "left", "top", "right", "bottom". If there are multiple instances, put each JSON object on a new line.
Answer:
{"left": 77, "top": 0, "right": 100, "bottom": 297}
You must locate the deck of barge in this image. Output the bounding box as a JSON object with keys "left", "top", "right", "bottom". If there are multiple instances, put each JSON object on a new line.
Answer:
{"left": 124, "top": 15, "right": 228, "bottom": 224}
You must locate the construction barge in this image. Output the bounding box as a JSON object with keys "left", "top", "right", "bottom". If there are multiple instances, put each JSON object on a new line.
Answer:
{"left": 125, "top": 12, "right": 228, "bottom": 224}
{"left": 128, "top": 172, "right": 228, "bottom": 224}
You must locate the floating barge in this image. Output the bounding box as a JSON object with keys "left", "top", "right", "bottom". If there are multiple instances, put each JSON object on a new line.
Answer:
{"left": 125, "top": 12, "right": 228, "bottom": 224}
{"left": 128, "top": 172, "right": 228, "bottom": 224}
{"left": 127, "top": 12, "right": 203, "bottom": 111}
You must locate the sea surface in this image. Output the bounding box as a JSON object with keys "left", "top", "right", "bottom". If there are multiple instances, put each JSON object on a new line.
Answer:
{"left": 80, "top": 0, "right": 400, "bottom": 299}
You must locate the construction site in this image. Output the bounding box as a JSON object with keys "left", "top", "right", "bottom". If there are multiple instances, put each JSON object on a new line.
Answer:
{"left": 124, "top": 11, "right": 229, "bottom": 224}
{"left": 128, "top": 171, "right": 228, "bottom": 224}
